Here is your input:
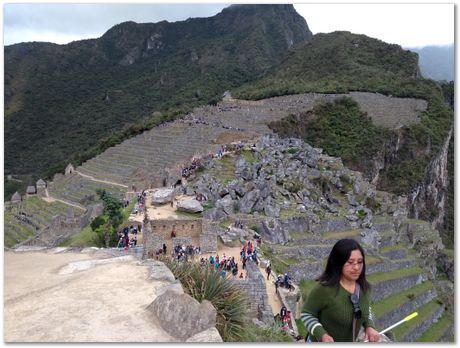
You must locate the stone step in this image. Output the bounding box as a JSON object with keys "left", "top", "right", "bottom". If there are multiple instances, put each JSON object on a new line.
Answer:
{"left": 379, "top": 245, "right": 409, "bottom": 260}
{"left": 367, "top": 258, "right": 418, "bottom": 275}
{"left": 392, "top": 300, "right": 445, "bottom": 342}
{"left": 368, "top": 267, "right": 426, "bottom": 301}
{"left": 274, "top": 244, "right": 332, "bottom": 260}
{"left": 378, "top": 229, "right": 397, "bottom": 248}
{"left": 373, "top": 281, "right": 436, "bottom": 330}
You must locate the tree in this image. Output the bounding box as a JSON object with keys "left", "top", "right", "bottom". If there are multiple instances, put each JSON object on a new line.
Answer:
{"left": 96, "top": 189, "right": 124, "bottom": 247}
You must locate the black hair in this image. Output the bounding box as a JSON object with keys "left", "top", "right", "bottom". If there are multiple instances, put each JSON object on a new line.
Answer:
{"left": 316, "top": 238, "right": 370, "bottom": 293}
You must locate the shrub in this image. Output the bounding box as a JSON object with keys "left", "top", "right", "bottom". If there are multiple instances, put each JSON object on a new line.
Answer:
{"left": 163, "top": 259, "right": 248, "bottom": 342}
{"left": 90, "top": 216, "right": 106, "bottom": 231}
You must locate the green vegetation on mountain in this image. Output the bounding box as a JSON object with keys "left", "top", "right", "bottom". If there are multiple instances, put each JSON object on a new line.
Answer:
{"left": 4, "top": 4, "right": 311, "bottom": 193}
{"left": 270, "top": 97, "right": 390, "bottom": 173}
{"left": 235, "top": 31, "right": 453, "bottom": 244}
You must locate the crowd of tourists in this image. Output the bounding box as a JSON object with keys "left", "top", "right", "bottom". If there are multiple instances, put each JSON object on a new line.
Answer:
{"left": 204, "top": 253, "right": 241, "bottom": 279}
{"left": 173, "top": 244, "right": 201, "bottom": 261}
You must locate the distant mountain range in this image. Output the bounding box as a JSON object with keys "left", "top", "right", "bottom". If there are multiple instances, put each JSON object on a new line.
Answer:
{"left": 407, "top": 44, "right": 454, "bottom": 81}
{"left": 4, "top": 4, "right": 311, "bottom": 179}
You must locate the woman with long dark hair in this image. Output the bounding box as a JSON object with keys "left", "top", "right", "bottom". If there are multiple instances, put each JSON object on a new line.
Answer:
{"left": 300, "top": 239, "right": 380, "bottom": 342}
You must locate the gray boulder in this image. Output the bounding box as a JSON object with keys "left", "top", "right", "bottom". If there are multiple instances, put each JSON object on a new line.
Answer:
{"left": 360, "top": 228, "right": 381, "bottom": 250}
{"left": 264, "top": 204, "right": 280, "bottom": 218}
{"left": 238, "top": 189, "right": 260, "bottom": 214}
{"left": 260, "top": 219, "right": 290, "bottom": 244}
{"left": 215, "top": 195, "right": 234, "bottom": 215}
{"left": 235, "top": 157, "right": 247, "bottom": 174}
{"left": 154, "top": 282, "right": 184, "bottom": 297}
{"left": 148, "top": 260, "right": 176, "bottom": 282}
{"left": 177, "top": 198, "right": 204, "bottom": 213}
{"left": 148, "top": 290, "right": 217, "bottom": 341}
{"left": 202, "top": 208, "right": 227, "bottom": 221}
{"left": 185, "top": 327, "right": 223, "bottom": 342}
{"left": 152, "top": 188, "right": 175, "bottom": 204}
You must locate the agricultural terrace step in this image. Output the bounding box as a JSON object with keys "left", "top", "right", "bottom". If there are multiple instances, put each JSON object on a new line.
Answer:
{"left": 373, "top": 222, "right": 395, "bottom": 232}
{"left": 373, "top": 281, "right": 436, "bottom": 330}
{"left": 416, "top": 312, "right": 454, "bottom": 342}
{"left": 274, "top": 244, "right": 333, "bottom": 260}
{"left": 393, "top": 300, "right": 444, "bottom": 342}
{"left": 310, "top": 219, "right": 353, "bottom": 234}
{"left": 381, "top": 248, "right": 408, "bottom": 260}
{"left": 4, "top": 222, "right": 36, "bottom": 243}
{"left": 80, "top": 163, "right": 135, "bottom": 177}
{"left": 369, "top": 267, "right": 426, "bottom": 301}
{"left": 378, "top": 229, "right": 397, "bottom": 248}
{"left": 366, "top": 258, "right": 418, "bottom": 275}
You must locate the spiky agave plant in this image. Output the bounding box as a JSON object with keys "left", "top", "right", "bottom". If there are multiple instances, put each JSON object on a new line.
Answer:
{"left": 163, "top": 258, "right": 248, "bottom": 342}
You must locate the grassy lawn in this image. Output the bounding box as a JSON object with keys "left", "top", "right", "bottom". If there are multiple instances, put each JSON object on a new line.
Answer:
{"left": 242, "top": 150, "right": 256, "bottom": 164}
{"left": 392, "top": 300, "right": 443, "bottom": 340}
{"left": 60, "top": 225, "right": 97, "bottom": 247}
{"left": 404, "top": 218, "right": 429, "bottom": 225}
{"left": 416, "top": 311, "right": 453, "bottom": 342}
{"left": 259, "top": 244, "right": 291, "bottom": 275}
{"left": 367, "top": 267, "right": 423, "bottom": 283}
{"left": 366, "top": 255, "right": 384, "bottom": 265}
{"left": 175, "top": 210, "right": 202, "bottom": 219}
{"left": 298, "top": 279, "right": 317, "bottom": 301}
{"left": 323, "top": 229, "right": 361, "bottom": 239}
{"left": 60, "top": 199, "right": 136, "bottom": 247}
{"left": 378, "top": 244, "right": 410, "bottom": 253}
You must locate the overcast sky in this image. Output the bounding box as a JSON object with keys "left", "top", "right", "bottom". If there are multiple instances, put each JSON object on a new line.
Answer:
{"left": 2, "top": 1, "right": 455, "bottom": 48}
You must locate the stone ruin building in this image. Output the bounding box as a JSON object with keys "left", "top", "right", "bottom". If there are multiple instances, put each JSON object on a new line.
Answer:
{"left": 142, "top": 217, "right": 217, "bottom": 259}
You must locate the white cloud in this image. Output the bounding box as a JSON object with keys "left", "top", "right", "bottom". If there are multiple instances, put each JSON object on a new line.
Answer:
{"left": 294, "top": 3, "right": 454, "bottom": 48}
{"left": 2, "top": 2, "right": 455, "bottom": 47}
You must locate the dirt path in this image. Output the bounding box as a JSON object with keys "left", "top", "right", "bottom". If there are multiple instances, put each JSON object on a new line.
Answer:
{"left": 75, "top": 170, "right": 129, "bottom": 188}
{"left": 41, "top": 195, "right": 86, "bottom": 211}
{"left": 4, "top": 250, "right": 176, "bottom": 342}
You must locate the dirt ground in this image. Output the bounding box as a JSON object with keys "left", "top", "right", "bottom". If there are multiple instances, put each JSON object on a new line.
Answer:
{"left": 3, "top": 250, "right": 176, "bottom": 342}
{"left": 4, "top": 191, "right": 284, "bottom": 342}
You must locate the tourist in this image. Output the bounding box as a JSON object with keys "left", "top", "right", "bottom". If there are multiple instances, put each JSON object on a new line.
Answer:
{"left": 163, "top": 243, "right": 167, "bottom": 255}
{"left": 266, "top": 265, "right": 271, "bottom": 280}
{"left": 300, "top": 239, "right": 379, "bottom": 342}
{"left": 131, "top": 234, "right": 137, "bottom": 247}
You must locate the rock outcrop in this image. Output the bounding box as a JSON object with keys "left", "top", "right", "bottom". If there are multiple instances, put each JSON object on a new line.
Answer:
{"left": 148, "top": 290, "right": 217, "bottom": 341}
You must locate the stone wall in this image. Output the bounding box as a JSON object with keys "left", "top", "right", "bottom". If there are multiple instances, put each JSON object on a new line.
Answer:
{"left": 200, "top": 233, "right": 218, "bottom": 253}
{"left": 371, "top": 273, "right": 427, "bottom": 302}
{"left": 143, "top": 218, "right": 218, "bottom": 258}
{"left": 376, "top": 287, "right": 437, "bottom": 330}
{"left": 150, "top": 219, "right": 202, "bottom": 239}
{"left": 234, "top": 260, "right": 274, "bottom": 325}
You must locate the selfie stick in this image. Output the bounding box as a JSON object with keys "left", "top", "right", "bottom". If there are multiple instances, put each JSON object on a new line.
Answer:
{"left": 363, "top": 312, "right": 418, "bottom": 342}
{"left": 379, "top": 312, "right": 418, "bottom": 335}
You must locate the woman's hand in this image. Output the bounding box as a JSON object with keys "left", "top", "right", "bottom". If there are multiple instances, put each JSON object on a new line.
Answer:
{"left": 321, "top": 333, "right": 334, "bottom": 342}
{"left": 364, "top": 327, "right": 380, "bottom": 342}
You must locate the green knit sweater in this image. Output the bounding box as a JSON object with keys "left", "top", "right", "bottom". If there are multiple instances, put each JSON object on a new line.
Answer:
{"left": 300, "top": 282, "right": 376, "bottom": 342}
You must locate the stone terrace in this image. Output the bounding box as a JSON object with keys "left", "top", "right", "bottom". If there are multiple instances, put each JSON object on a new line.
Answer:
{"left": 75, "top": 92, "right": 427, "bottom": 187}
{"left": 4, "top": 197, "right": 84, "bottom": 248}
